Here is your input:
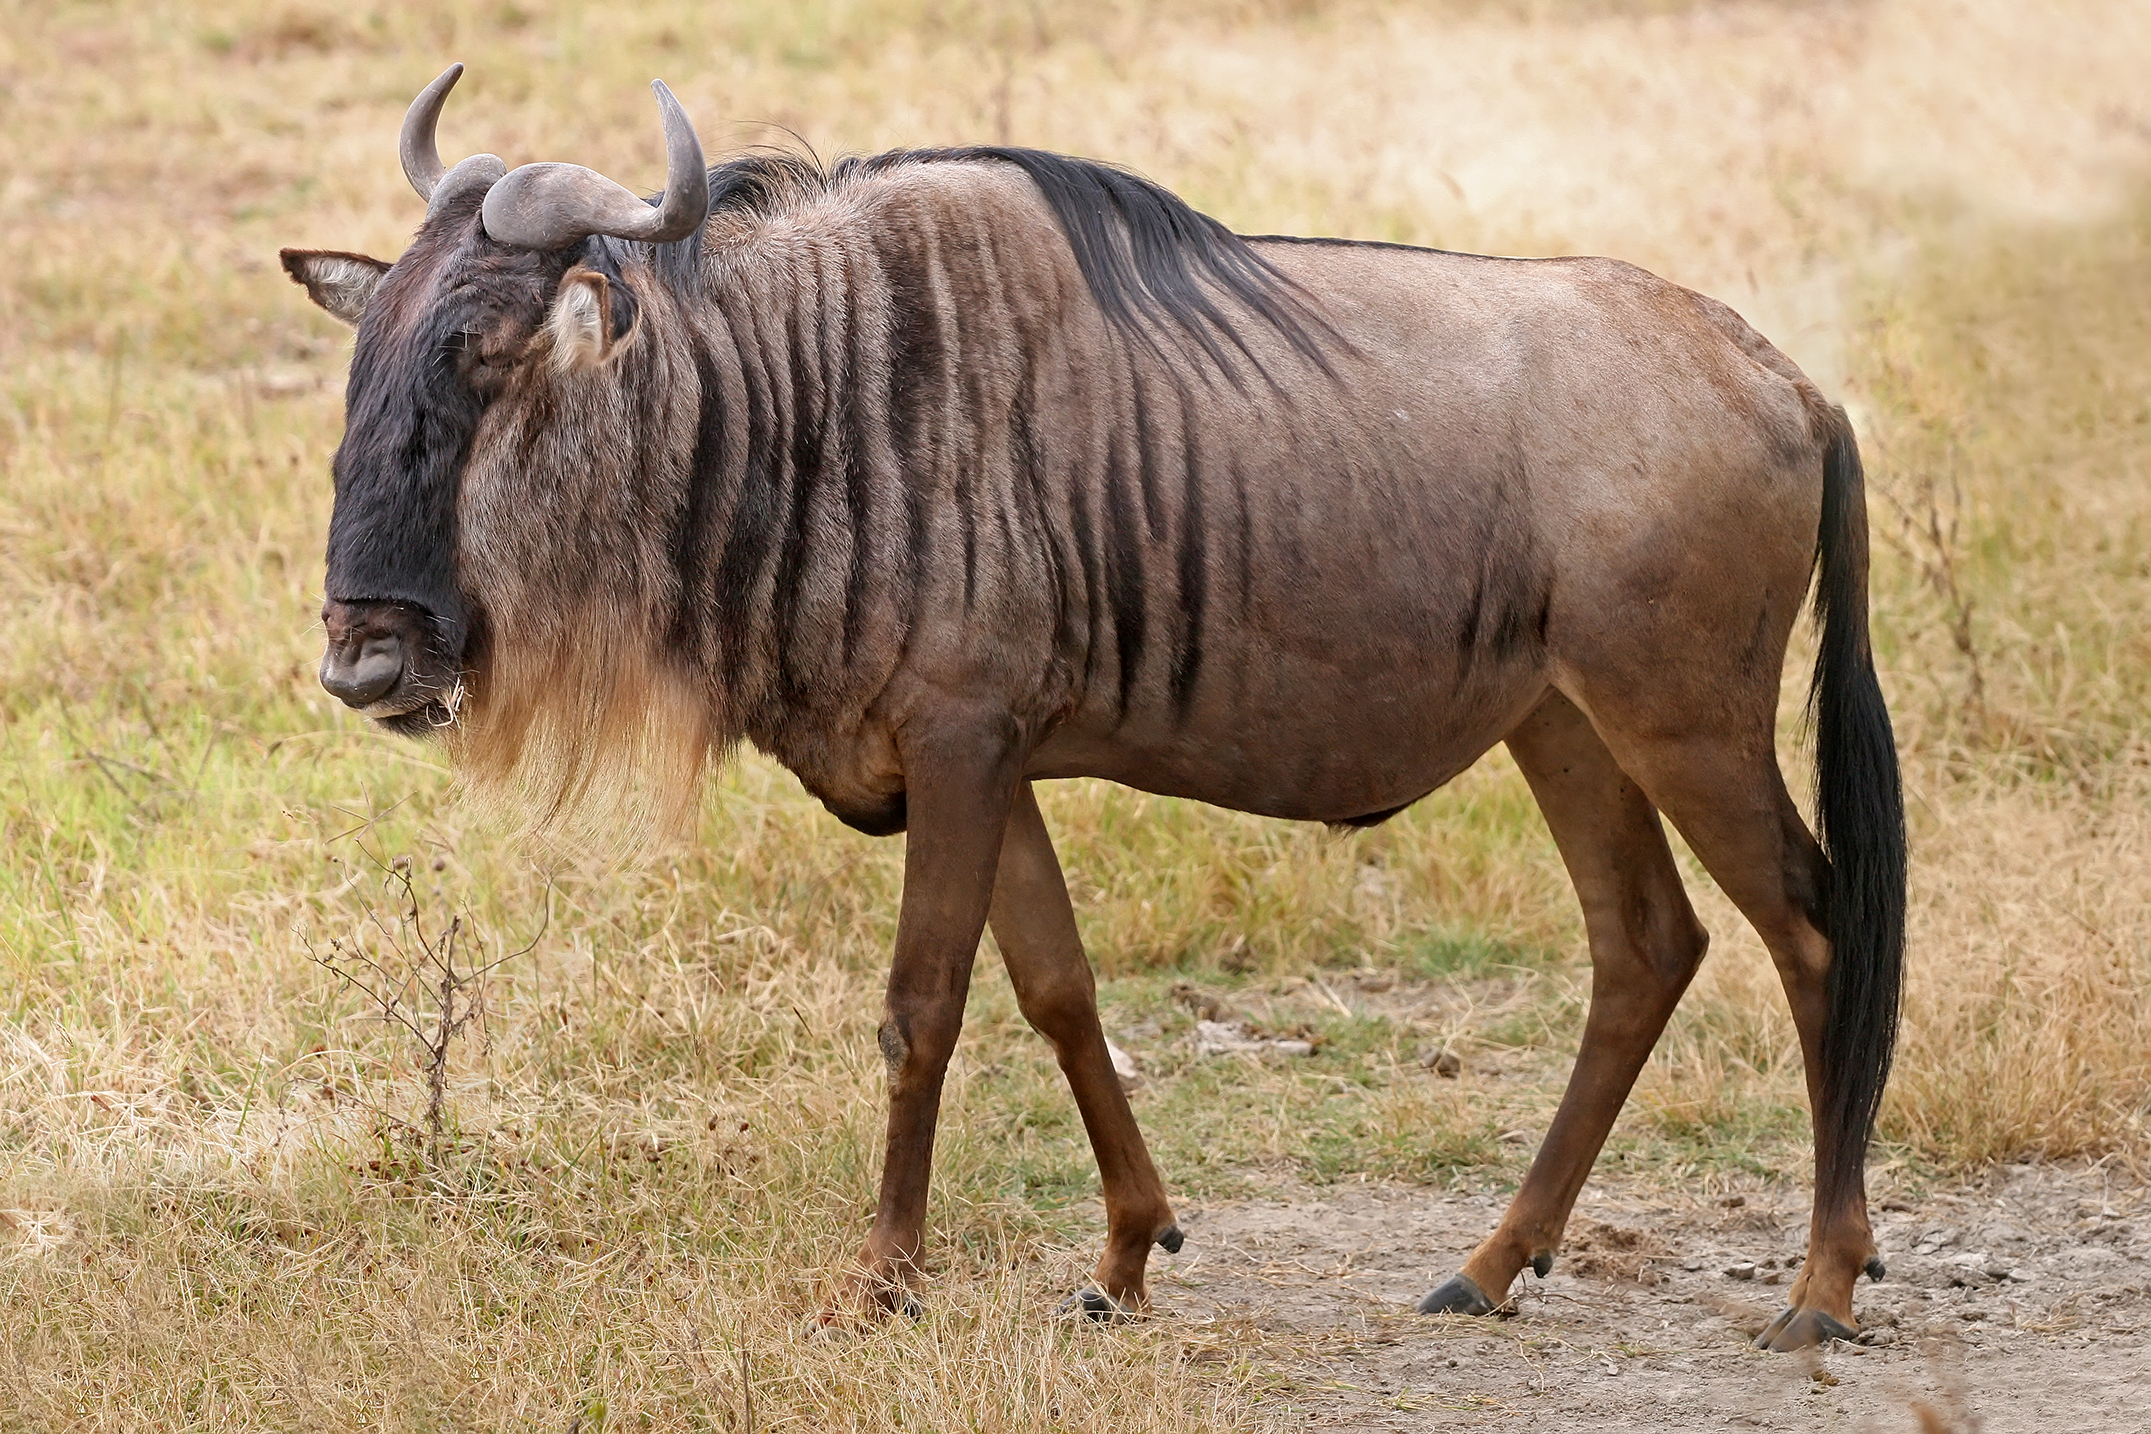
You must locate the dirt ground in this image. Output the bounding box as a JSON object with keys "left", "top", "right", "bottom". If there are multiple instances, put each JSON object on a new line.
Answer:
{"left": 1145, "top": 1163, "right": 2151, "bottom": 1431}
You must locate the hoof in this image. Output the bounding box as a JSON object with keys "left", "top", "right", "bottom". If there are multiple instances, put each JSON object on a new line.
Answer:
{"left": 1156, "top": 1224, "right": 1185, "bottom": 1254}
{"left": 1864, "top": 1254, "right": 1887, "bottom": 1282}
{"left": 1057, "top": 1287, "right": 1138, "bottom": 1324}
{"left": 1754, "top": 1305, "right": 1858, "bottom": 1351}
{"left": 1415, "top": 1273, "right": 1495, "bottom": 1317}
{"left": 814, "top": 1278, "right": 922, "bottom": 1329}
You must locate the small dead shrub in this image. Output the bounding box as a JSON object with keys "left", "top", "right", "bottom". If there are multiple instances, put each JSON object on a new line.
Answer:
{"left": 309, "top": 852, "right": 541, "bottom": 1167}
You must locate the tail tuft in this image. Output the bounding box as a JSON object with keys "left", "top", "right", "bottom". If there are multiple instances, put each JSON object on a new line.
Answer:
{"left": 1808, "top": 406, "right": 1908, "bottom": 1212}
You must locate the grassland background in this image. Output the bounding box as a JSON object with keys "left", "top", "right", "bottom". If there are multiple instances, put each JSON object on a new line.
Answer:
{"left": 1, "top": 0, "right": 2148, "bottom": 1427}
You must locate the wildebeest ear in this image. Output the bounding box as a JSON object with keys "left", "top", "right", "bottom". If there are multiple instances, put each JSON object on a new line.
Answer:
{"left": 280, "top": 249, "right": 391, "bottom": 326}
{"left": 545, "top": 266, "right": 639, "bottom": 373}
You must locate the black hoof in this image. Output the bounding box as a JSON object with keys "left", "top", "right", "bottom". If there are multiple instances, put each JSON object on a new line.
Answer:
{"left": 1415, "top": 1273, "right": 1495, "bottom": 1317}
{"left": 1057, "top": 1287, "right": 1137, "bottom": 1324}
{"left": 1155, "top": 1224, "right": 1185, "bottom": 1254}
{"left": 1754, "top": 1305, "right": 1858, "bottom": 1351}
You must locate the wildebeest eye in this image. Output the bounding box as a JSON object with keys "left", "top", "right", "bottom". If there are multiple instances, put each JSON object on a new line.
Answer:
{"left": 453, "top": 330, "right": 520, "bottom": 378}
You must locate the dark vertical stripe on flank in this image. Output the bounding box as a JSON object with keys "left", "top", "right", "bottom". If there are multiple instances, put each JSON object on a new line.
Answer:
{"left": 1231, "top": 458, "right": 1255, "bottom": 621}
{"left": 834, "top": 256, "right": 874, "bottom": 668}
{"left": 882, "top": 232, "right": 942, "bottom": 484}
{"left": 1004, "top": 372, "right": 1057, "bottom": 636}
{"left": 1102, "top": 407, "right": 1147, "bottom": 723}
{"left": 1455, "top": 562, "right": 1486, "bottom": 678}
{"left": 770, "top": 293, "right": 822, "bottom": 699}
{"left": 839, "top": 442, "right": 872, "bottom": 664}
{"left": 939, "top": 249, "right": 977, "bottom": 614}
{"left": 1024, "top": 416, "right": 1079, "bottom": 667}
{"left": 956, "top": 461, "right": 978, "bottom": 611}
{"left": 1169, "top": 389, "right": 1207, "bottom": 720}
{"left": 1068, "top": 458, "right": 1104, "bottom": 698}
{"left": 674, "top": 333, "right": 730, "bottom": 659}
{"left": 1130, "top": 372, "right": 1166, "bottom": 540}
{"left": 992, "top": 484, "right": 1020, "bottom": 614}
{"left": 902, "top": 470, "right": 930, "bottom": 648}
{"left": 874, "top": 229, "right": 938, "bottom": 640}
{"left": 962, "top": 211, "right": 1005, "bottom": 615}
{"left": 710, "top": 296, "right": 783, "bottom": 675}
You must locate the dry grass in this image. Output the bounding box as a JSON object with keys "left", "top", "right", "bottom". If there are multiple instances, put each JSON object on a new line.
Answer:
{"left": 1, "top": 0, "right": 2148, "bottom": 1425}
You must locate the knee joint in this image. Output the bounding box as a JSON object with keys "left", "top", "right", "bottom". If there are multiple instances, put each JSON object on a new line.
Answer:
{"left": 876, "top": 1019, "right": 910, "bottom": 1075}
{"left": 878, "top": 1004, "right": 962, "bottom": 1076}
{"left": 1015, "top": 981, "right": 1095, "bottom": 1039}
{"left": 1638, "top": 903, "right": 1709, "bottom": 985}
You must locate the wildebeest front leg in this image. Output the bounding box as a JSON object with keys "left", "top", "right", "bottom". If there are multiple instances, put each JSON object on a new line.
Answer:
{"left": 1421, "top": 692, "right": 1708, "bottom": 1318}
{"left": 988, "top": 782, "right": 1179, "bottom": 1320}
{"left": 830, "top": 721, "right": 1023, "bottom": 1320}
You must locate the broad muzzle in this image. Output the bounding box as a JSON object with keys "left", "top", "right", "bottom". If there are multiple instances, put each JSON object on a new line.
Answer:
{"left": 319, "top": 600, "right": 431, "bottom": 711}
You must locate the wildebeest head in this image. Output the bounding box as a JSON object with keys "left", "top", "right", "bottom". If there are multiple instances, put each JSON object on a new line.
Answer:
{"left": 282, "top": 65, "right": 707, "bottom": 742}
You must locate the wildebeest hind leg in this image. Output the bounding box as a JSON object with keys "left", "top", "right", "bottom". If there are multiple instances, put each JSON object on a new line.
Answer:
{"left": 989, "top": 783, "right": 1179, "bottom": 1320}
{"left": 1600, "top": 718, "right": 1880, "bottom": 1350}
{"left": 1420, "top": 691, "right": 1707, "bottom": 1319}
{"left": 823, "top": 722, "right": 1024, "bottom": 1324}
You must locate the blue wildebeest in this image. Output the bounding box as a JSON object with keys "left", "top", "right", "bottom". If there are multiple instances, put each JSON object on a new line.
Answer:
{"left": 283, "top": 66, "right": 1904, "bottom": 1349}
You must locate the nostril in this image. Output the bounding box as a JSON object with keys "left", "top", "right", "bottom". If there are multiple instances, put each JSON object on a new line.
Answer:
{"left": 320, "top": 634, "right": 405, "bottom": 707}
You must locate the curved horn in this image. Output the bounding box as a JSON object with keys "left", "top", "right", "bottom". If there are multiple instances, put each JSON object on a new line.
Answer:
{"left": 400, "top": 63, "right": 465, "bottom": 202}
{"left": 646, "top": 81, "right": 712, "bottom": 241}
{"left": 480, "top": 80, "right": 710, "bottom": 251}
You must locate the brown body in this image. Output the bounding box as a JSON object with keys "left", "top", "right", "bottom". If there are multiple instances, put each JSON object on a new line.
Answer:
{"left": 288, "top": 72, "right": 1904, "bottom": 1352}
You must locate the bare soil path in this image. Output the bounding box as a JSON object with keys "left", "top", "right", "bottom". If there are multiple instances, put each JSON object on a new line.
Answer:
{"left": 1148, "top": 1163, "right": 2151, "bottom": 1430}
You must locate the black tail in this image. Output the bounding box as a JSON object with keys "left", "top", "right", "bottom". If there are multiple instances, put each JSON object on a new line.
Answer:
{"left": 1808, "top": 407, "right": 1907, "bottom": 1213}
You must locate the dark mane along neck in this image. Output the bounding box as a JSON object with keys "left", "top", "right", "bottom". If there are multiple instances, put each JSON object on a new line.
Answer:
{"left": 681, "top": 146, "right": 1334, "bottom": 369}
{"left": 837, "top": 147, "right": 1335, "bottom": 375}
